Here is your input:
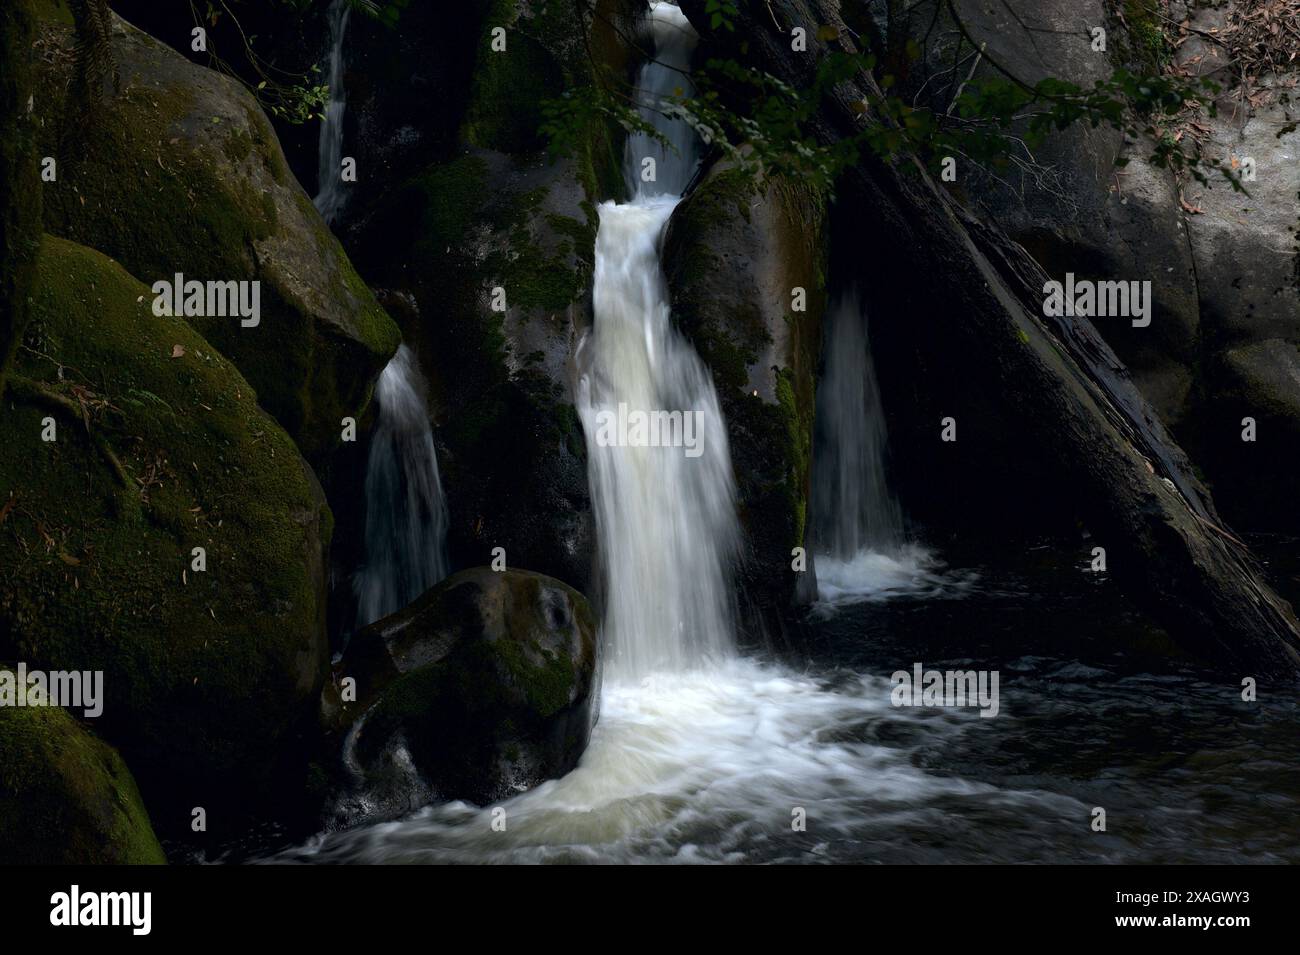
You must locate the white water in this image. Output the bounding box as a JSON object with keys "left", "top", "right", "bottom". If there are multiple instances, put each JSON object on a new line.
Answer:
{"left": 279, "top": 658, "right": 1015, "bottom": 863}
{"left": 811, "top": 291, "right": 972, "bottom": 607}
{"left": 352, "top": 345, "right": 448, "bottom": 629}
{"left": 575, "top": 2, "right": 736, "bottom": 680}
{"left": 276, "top": 3, "right": 991, "bottom": 864}
{"left": 313, "top": 0, "right": 351, "bottom": 225}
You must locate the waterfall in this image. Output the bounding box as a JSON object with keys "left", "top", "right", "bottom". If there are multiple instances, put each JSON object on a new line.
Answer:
{"left": 623, "top": 3, "right": 700, "bottom": 199}
{"left": 812, "top": 289, "right": 905, "bottom": 558}
{"left": 275, "top": 2, "right": 980, "bottom": 863}
{"left": 577, "top": 2, "right": 737, "bottom": 681}
{"left": 810, "top": 291, "right": 970, "bottom": 605}
{"left": 353, "top": 345, "right": 449, "bottom": 629}
{"left": 313, "top": 0, "right": 351, "bottom": 225}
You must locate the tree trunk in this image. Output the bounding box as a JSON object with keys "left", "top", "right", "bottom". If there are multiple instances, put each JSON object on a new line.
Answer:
{"left": 680, "top": 0, "right": 1300, "bottom": 679}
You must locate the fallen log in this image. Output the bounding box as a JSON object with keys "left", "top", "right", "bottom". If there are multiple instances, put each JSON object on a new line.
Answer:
{"left": 680, "top": 0, "right": 1300, "bottom": 679}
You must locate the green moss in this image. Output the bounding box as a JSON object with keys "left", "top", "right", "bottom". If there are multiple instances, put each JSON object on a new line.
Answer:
{"left": 775, "top": 368, "right": 809, "bottom": 544}
{"left": 32, "top": 17, "right": 398, "bottom": 460}
{"left": 0, "top": 237, "right": 329, "bottom": 794}
{"left": 412, "top": 155, "right": 491, "bottom": 256}
{"left": 1120, "top": 0, "right": 1171, "bottom": 72}
{"left": 29, "top": 0, "right": 72, "bottom": 25}
{"left": 0, "top": 698, "right": 165, "bottom": 864}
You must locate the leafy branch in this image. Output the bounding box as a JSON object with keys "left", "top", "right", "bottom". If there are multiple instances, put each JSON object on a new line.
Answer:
{"left": 541, "top": 0, "right": 1249, "bottom": 197}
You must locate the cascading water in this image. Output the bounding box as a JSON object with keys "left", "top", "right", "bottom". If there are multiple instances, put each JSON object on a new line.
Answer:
{"left": 274, "top": 1, "right": 988, "bottom": 863}
{"left": 576, "top": 2, "right": 735, "bottom": 680}
{"left": 248, "top": 2, "right": 1300, "bottom": 868}
{"left": 812, "top": 289, "right": 905, "bottom": 558}
{"left": 810, "top": 291, "right": 971, "bottom": 607}
{"left": 313, "top": 0, "right": 351, "bottom": 225}
{"left": 352, "top": 345, "right": 449, "bottom": 630}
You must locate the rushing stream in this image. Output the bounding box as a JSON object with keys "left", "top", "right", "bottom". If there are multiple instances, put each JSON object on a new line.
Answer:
{"left": 255, "top": 2, "right": 1300, "bottom": 865}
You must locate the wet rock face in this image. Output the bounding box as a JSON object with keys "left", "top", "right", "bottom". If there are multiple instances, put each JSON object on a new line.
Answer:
{"left": 335, "top": 568, "right": 598, "bottom": 806}
{"left": 342, "top": 1, "right": 640, "bottom": 593}
{"left": 31, "top": 12, "right": 400, "bottom": 464}
{"left": 0, "top": 236, "right": 331, "bottom": 812}
{"left": 663, "top": 162, "right": 827, "bottom": 613}
{"left": 0, "top": 684, "right": 166, "bottom": 865}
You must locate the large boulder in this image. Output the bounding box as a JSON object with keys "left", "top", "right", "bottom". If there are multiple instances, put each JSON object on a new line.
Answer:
{"left": 945, "top": 0, "right": 1202, "bottom": 425}
{"left": 663, "top": 162, "right": 827, "bottom": 613}
{"left": 911, "top": 0, "right": 1300, "bottom": 534}
{"left": 332, "top": 568, "right": 597, "bottom": 806}
{"left": 0, "top": 236, "right": 331, "bottom": 814}
{"left": 344, "top": 0, "right": 639, "bottom": 591}
{"left": 31, "top": 10, "right": 401, "bottom": 462}
{"left": 0, "top": 689, "right": 165, "bottom": 865}
{"left": 1165, "top": 0, "right": 1300, "bottom": 533}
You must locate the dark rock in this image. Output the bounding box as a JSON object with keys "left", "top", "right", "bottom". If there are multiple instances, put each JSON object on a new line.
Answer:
{"left": 31, "top": 12, "right": 400, "bottom": 463}
{"left": 343, "top": 0, "right": 641, "bottom": 592}
{"left": 0, "top": 236, "right": 331, "bottom": 813}
{"left": 663, "top": 161, "right": 827, "bottom": 616}
{"left": 335, "top": 568, "right": 598, "bottom": 806}
{"left": 0, "top": 668, "right": 165, "bottom": 865}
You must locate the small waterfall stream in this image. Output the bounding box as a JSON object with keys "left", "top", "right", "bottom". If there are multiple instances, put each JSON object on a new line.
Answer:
{"left": 811, "top": 291, "right": 969, "bottom": 607}
{"left": 812, "top": 289, "right": 905, "bottom": 558}
{"left": 313, "top": 0, "right": 351, "bottom": 225}
{"left": 577, "top": 2, "right": 735, "bottom": 680}
{"left": 352, "top": 345, "right": 448, "bottom": 630}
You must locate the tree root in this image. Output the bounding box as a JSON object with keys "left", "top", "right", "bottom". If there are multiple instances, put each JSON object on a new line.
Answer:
{"left": 7, "top": 374, "right": 132, "bottom": 489}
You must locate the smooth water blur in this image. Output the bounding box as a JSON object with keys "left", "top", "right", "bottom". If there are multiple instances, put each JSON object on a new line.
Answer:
{"left": 352, "top": 345, "right": 448, "bottom": 629}
{"left": 577, "top": 198, "right": 738, "bottom": 679}
{"left": 576, "top": 2, "right": 737, "bottom": 680}
{"left": 258, "top": 547, "right": 1300, "bottom": 864}
{"left": 811, "top": 290, "right": 973, "bottom": 605}
{"left": 235, "top": 3, "right": 1300, "bottom": 865}
{"left": 314, "top": 0, "right": 350, "bottom": 224}
{"left": 813, "top": 289, "right": 904, "bottom": 557}
{"left": 625, "top": 2, "right": 700, "bottom": 199}
{"left": 814, "top": 547, "right": 976, "bottom": 611}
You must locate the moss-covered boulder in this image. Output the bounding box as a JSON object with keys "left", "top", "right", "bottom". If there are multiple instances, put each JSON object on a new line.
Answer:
{"left": 31, "top": 10, "right": 400, "bottom": 462}
{"left": 663, "top": 162, "right": 827, "bottom": 612}
{"left": 0, "top": 691, "right": 165, "bottom": 864}
{"left": 344, "top": 0, "right": 638, "bottom": 591}
{"left": 334, "top": 567, "right": 597, "bottom": 805}
{"left": 0, "top": 236, "right": 331, "bottom": 811}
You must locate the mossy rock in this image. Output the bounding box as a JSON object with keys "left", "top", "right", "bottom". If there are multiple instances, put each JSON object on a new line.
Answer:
{"left": 31, "top": 12, "right": 400, "bottom": 462}
{"left": 663, "top": 161, "right": 828, "bottom": 611}
{"left": 344, "top": 2, "right": 640, "bottom": 591}
{"left": 0, "top": 236, "right": 331, "bottom": 809}
{"left": 338, "top": 568, "right": 597, "bottom": 805}
{"left": 0, "top": 684, "right": 165, "bottom": 864}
